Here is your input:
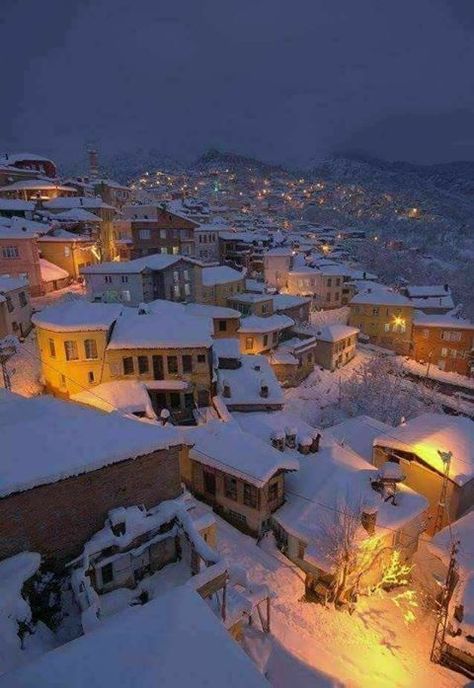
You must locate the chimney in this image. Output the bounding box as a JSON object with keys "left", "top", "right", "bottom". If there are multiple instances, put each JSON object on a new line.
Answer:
{"left": 160, "top": 408, "right": 170, "bottom": 425}
{"left": 310, "top": 431, "right": 321, "bottom": 453}
{"left": 285, "top": 426, "right": 297, "bottom": 449}
{"left": 222, "top": 379, "right": 231, "bottom": 398}
{"left": 271, "top": 430, "right": 285, "bottom": 451}
{"left": 298, "top": 436, "right": 312, "bottom": 455}
{"left": 260, "top": 381, "right": 269, "bottom": 398}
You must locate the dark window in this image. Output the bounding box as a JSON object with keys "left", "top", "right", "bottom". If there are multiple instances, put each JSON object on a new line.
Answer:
{"left": 184, "top": 393, "right": 194, "bottom": 408}
{"left": 49, "top": 339, "right": 56, "bottom": 358}
{"left": 169, "top": 392, "right": 180, "bottom": 408}
{"left": 18, "top": 291, "right": 27, "bottom": 307}
{"left": 167, "top": 356, "right": 178, "bottom": 374}
{"left": 225, "top": 476, "right": 238, "bottom": 501}
{"left": 218, "top": 320, "right": 227, "bottom": 332}
{"left": 138, "top": 356, "right": 149, "bottom": 374}
{"left": 197, "top": 354, "right": 206, "bottom": 363}
{"left": 182, "top": 355, "right": 193, "bottom": 373}
{"left": 203, "top": 471, "right": 216, "bottom": 495}
{"left": 269, "top": 481, "right": 279, "bottom": 501}
{"left": 263, "top": 334, "right": 268, "bottom": 347}
{"left": 272, "top": 332, "right": 278, "bottom": 343}
{"left": 123, "top": 356, "right": 134, "bottom": 375}
{"left": 101, "top": 563, "right": 113, "bottom": 585}
{"left": 88, "top": 371, "right": 95, "bottom": 383}
{"left": 6, "top": 297, "right": 13, "bottom": 313}
{"left": 243, "top": 483, "right": 258, "bottom": 508}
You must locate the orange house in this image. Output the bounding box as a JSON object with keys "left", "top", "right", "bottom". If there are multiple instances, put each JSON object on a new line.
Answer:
{"left": 411, "top": 312, "right": 474, "bottom": 377}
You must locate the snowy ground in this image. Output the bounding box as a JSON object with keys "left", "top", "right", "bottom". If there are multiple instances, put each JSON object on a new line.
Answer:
{"left": 398, "top": 355, "right": 474, "bottom": 391}
{"left": 1, "top": 330, "right": 42, "bottom": 396}
{"left": 215, "top": 515, "right": 465, "bottom": 688}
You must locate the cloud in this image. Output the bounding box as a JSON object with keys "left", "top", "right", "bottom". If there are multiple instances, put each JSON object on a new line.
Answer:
{"left": 1, "top": 0, "right": 473, "bottom": 166}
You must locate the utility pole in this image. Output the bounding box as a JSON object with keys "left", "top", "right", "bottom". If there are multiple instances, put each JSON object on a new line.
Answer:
{"left": 430, "top": 540, "right": 459, "bottom": 665}
{"left": 433, "top": 450, "right": 452, "bottom": 534}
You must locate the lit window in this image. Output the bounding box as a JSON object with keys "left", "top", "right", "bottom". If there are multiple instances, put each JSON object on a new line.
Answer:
{"left": 84, "top": 339, "right": 98, "bottom": 359}
{"left": 245, "top": 337, "right": 254, "bottom": 350}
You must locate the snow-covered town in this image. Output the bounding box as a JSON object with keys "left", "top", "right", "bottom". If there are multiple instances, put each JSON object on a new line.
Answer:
{"left": 1, "top": 4, "right": 474, "bottom": 687}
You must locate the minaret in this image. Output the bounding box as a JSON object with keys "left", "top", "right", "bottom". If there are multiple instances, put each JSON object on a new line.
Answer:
{"left": 88, "top": 146, "right": 99, "bottom": 179}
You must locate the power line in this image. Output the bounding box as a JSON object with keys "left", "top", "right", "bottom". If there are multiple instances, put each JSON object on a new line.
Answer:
{"left": 10, "top": 342, "right": 474, "bottom": 556}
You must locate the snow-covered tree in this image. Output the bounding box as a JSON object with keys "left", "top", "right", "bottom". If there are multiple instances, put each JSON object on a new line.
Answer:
{"left": 340, "top": 353, "right": 441, "bottom": 425}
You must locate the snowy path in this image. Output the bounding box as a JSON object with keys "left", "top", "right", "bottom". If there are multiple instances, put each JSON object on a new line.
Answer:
{"left": 215, "top": 514, "right": 465, "bottom": 688}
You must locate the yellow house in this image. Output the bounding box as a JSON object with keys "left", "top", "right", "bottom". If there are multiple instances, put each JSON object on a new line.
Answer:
{"left": 196, "top": 265, "right": 245, "bottom": 307}
{"left": 33, "top": 300, "right": 215, "bottom": 421}
{"left": 38, "top": 234, "right": 97, "bottom": 280}
{"left": 349, "top": 288, "right": 413, "bottom": 354}
{"left": 33, "top": 301, "right": 123, "bottom": 397}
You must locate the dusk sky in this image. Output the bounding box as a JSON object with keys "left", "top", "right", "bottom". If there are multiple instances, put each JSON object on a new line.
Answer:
{"left": 2, "top": 0, "right": 474, "bottom": 167}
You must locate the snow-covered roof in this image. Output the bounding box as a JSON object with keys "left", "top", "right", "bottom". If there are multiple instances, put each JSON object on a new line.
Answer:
{"left": 413, "top": 311, "right": 474, "bottom": 330}
{"left": 313, "top": 324, "right": 359, "bottom": 342}
{"left": 228, "top": 293, "right": 272, "bottom": 304}
{"left": 274, "top": 438, "right": 428, "bottom": 563}
{"left": 39, "top": 258, "right": 69, "bottom": 283}
{"left": 38, "top": 229, "right": 93, "bottom": 243}
{"left": 44, "top": 196, "right": 116, "bottom": 212}
{"left": 187, "top": 420, "right": 298, "bottom": 487}
{"left": 81, "top": 253, "right": 182, "bottom": 275}
{"left": 53, "top": 208, "right": 102, "bottom": 223}
{"left": 238, "top": 314, "right": 294, "bottom": 334}
{"left": 202, "top": 265, "right": 244, "bottom": 286}
{"left": 0, "top": 275, "right": 28, "bottom": 293}
{"left": 264, "top": 247, "right": 293, "bottom": 256}
{"left": 0, "top": 586, "right": 268, "bottom": 688}
{"left": 428, "top": 510, "right": 474, "bottom": 575}
{"left": 0, "top": 390, "right": 185, "bottom": 498}
{"left": 213, "top": 337, "right": 241, "bottom": 360}
{"left": 32, "top": 300, "right": 122, "bottom": 332}
{"left": 245, "top": 278, "right": 266, "bottom": 293}
{"left": 409, "top": 295, "right": 454, "bottom": 310}
{"left": 72, "top": 381, "right": 156, "bottom": 418}
{"left": 107, "top": 307, "right": 212, "bottom": 350}
{"left": 217, "top": 355, "right": 283, "bottom": 408}
{"left": 0, "top": 216, "right": 50, "bottom": 239}
{"left": 373, "top": 414, "right": 474, "bottom": 486}
{"left": 272, "top": 294, "right": 310, "bottom": 310}
{"left": 0, "top": 180, "right": 72, "bottom": 193}
{"left": 0, "top": 199, "right": 36, "bottom": 211}
{"left": 351, "top": 289, "right": 411, "bottom": 307}
{"left": 406, "top": 285, "right": 451, "bottom": 298}
{"left": 326, "top": 415, "right": 392, "bottom": 463}
{"left": 0, "top": 152, "right": 54, "bottom": 165}
{"left": 185, "top": 303, "right": 241, "bottom": 320}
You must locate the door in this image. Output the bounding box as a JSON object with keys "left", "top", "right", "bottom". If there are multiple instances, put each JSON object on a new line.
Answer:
{"left": 152, "top": 355, "right": 164, "bottom": 380}
{"left": 203, "top": 471, "right": 216, "bottom": 496}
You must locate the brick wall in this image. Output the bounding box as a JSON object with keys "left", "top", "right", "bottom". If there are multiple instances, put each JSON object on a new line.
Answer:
{"left": 0, "top": 446, "right": 182, "bottom": 566}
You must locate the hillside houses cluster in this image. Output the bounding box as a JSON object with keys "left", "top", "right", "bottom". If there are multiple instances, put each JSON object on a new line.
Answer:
{"left": 1, "top": 150, "right": 474, "bottom": 683}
